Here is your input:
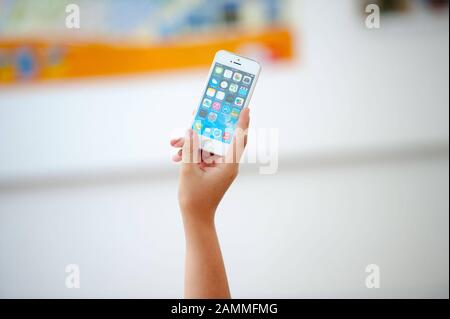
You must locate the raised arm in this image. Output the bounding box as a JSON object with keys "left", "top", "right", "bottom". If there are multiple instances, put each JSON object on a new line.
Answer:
{"left": 170, "top": 108, "right": 250, "bottom": 299}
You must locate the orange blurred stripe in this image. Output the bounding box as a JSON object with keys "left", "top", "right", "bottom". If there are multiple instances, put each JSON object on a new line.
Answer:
{"left": 0, "top": 27, "right": 294, "bottom": 83}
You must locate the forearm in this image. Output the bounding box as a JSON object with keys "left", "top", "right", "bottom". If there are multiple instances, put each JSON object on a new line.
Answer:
{"left": 182, "top": 213, "right": 231, "bottom": 299}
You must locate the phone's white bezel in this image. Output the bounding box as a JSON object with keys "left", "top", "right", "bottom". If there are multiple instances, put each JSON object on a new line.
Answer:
{"left": 192, "top": 50, "right": 261, "bottom": 156}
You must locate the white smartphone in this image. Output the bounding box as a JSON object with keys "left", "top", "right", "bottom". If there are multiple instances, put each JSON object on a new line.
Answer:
{"left": 191, "top": 50, "right": 261, "bottom": 156}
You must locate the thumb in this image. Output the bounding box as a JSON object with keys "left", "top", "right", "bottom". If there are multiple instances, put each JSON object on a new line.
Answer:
{"left": 225, "top": 107, "right": 250, "bottom": 164}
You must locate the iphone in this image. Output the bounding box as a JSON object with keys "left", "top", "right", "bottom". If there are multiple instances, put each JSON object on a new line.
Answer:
{"left": 192, "top": 50, "right": 261, "bottom": 156}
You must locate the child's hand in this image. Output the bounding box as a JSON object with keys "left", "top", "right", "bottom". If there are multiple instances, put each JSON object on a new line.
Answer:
{"left": 170, "top": 108, "right": 250, "bottom": 225}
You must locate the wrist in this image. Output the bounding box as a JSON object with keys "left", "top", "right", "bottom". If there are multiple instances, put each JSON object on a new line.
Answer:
{"left": 181, "top": 209, "right": 216, "bottom": 233}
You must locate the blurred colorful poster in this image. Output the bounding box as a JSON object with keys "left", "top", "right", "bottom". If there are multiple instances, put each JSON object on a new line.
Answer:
{"left": 0, "top": 0, "right": 294, "bottom": 84}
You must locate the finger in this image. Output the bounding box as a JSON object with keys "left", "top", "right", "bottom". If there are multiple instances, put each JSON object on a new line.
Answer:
{"left": 182, "top": 129, "right": 200, "bottom": 168}
{"left": 201, "top": 151, "right": 218, "bottom": 165}
{"left": 225, "top": 108, "right": 250, "bottom": 164}
{"left": 207, "top": 154, "right": 222, "bottom": 164}
{"left": 237, "top": 107, "right": 251, "bottom": 132}
{"left": 170, "top": 137, "right": 185, "bottom": 148}
{"left": 172, "top": 149, "right": 183, "bottom": 162}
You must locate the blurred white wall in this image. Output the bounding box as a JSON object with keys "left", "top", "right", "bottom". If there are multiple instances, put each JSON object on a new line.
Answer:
{"left": 0, "top": 0, "right": 448, "bottom": 298}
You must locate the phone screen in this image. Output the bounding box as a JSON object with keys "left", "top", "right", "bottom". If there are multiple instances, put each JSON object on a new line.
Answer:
{"left": 192, "top": 63, "right": 255, "bottom": 144}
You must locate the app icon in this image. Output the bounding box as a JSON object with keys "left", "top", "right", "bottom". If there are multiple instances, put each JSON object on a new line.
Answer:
{"left": 223, "top": 128, "right": 234, "bottom": 141}
{"left": 224, "top": 69, "right": 233, "bottom": 79}
{"left": 208, "top": 112, "right": 218, "bottom": 122}
{"left": 223, "top": 115, "right": 232, "bottom": 124}
{"left": 212, "top": 102, "right": 221, "bottom": 111}
{"left": 215, "top": 66, "right": 224, "bottom": 74}
{"left": 231, "top": 108, "right": 240, "bottom": 118}
{"left": 194, "top": 120, "right": 202, "bottom": 131}
{"left": 220, "top": 81, "right": 229, "bottom": 89}
{"left": 222, "top": 104, "right": 231, "bottom": 114}
{"left": 226, "top": 95, "right": 234, "bottom": 103}
{"left": 199, "top": 109, "right": 207, "bottom": 118}
{"left": 233, "top": 73, "right": 242, "bottom": 82}
{"left": 213, "top": 128, "right": 223, "bottom": 139}
{"left": 204, "top": 128, "right": 212, "bottom": 137}
{"left": 216, "top": 91, "right": 225, "bottom": 100}
{"left": 210, "top": 78, "right": 219, "bottom": 87}
{"left": 223, "top": 131, "right": 231, "bottom": 141}
{"left": 243, "top": 76, "right": 252, "bottom": 85}
{"left": 202, "top": 98, "right": 212, "bottom": 108}
{"left": 206, "top": 88, "right": 216, "bottom": 97}
{"left": 235, "top": 97, "right": 244, "bottom": 107}
{"left": 229, "top": 83, "right": 238, "bottom": 93}
{"left": 238, "top": 87, "right": 249, "bottom": 96}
